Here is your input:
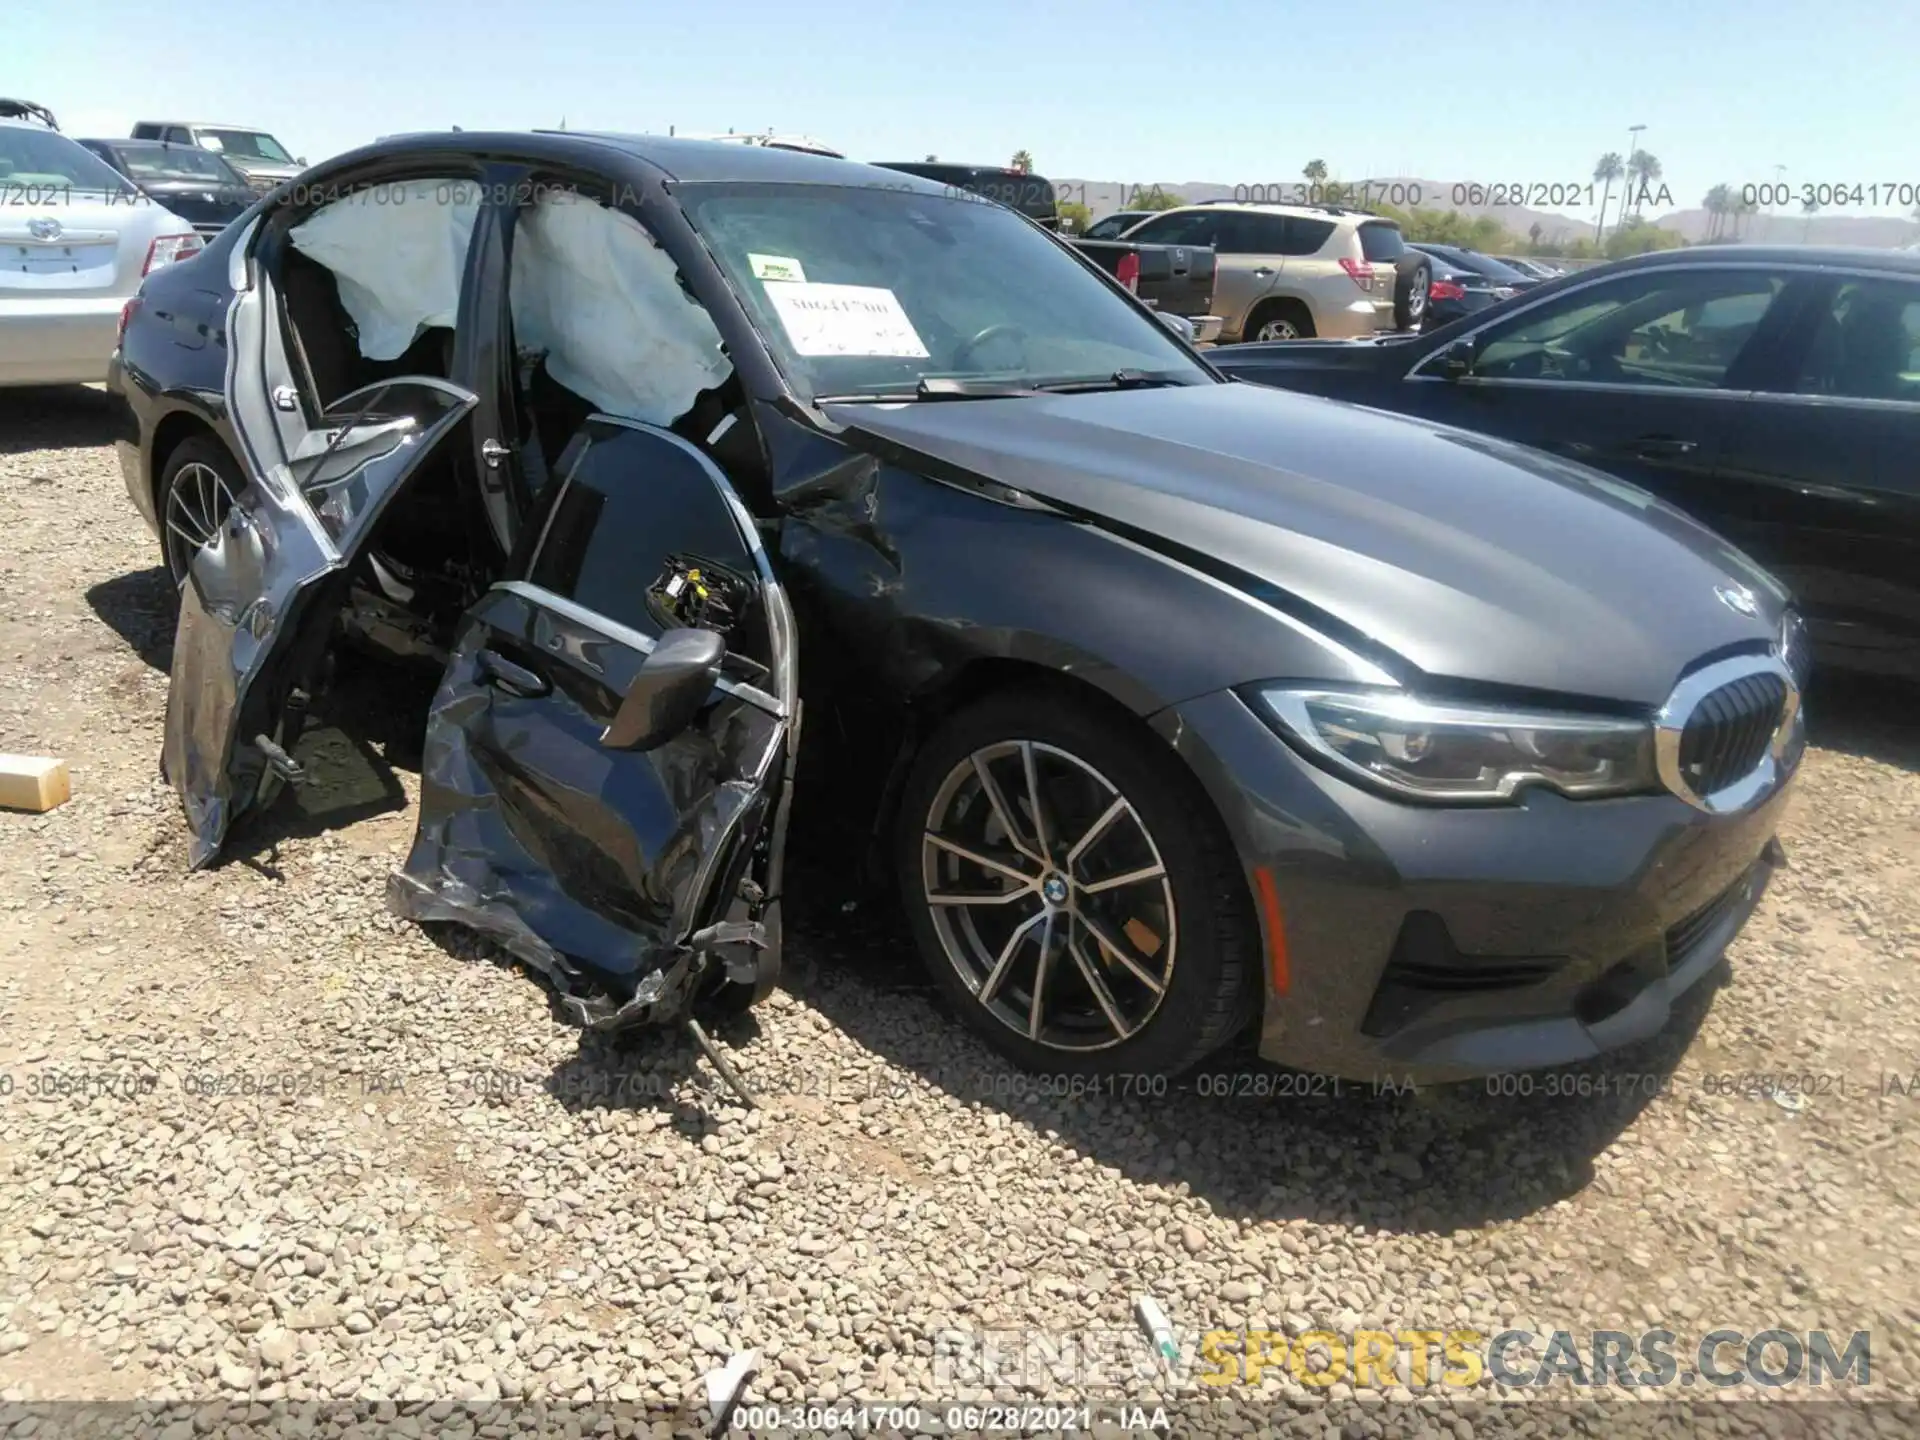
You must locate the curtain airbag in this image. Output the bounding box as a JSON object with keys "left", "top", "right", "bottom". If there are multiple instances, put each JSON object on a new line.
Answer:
{"left": 288, "top": 181, "right": 479, "bottom": 361}
{"left": 508, "top": 191, "right": 731, "bottom": 426}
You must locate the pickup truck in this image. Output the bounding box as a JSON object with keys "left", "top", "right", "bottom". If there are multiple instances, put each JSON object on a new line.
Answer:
{"left": 1068, "top": 237, "right": 1220, "bottom": 341}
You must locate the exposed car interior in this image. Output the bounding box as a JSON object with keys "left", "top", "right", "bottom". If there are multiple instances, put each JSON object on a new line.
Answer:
{"left": 265, "top": 177, "right": 765, "bottom": 658}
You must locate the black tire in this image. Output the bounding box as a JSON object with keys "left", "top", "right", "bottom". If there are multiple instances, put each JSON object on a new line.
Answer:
{"left": 895, "top": 687, "right": 1259, "bottom": 1078}
{"left": 1393, "top": 254, "right": 1432, "bottom": 331}
{"left": 1242, "top": 299, "right": 1315, "bottom": 343}
{"left": 157, "top": 434, "right": 245, "bottom": 589}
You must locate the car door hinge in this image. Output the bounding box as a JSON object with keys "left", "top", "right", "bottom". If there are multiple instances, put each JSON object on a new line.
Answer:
{"left": 689, "top": 919, "right": 767, "bottom": 952}
{"left": 253, "top": 732, "right": 305, "bottom": 784}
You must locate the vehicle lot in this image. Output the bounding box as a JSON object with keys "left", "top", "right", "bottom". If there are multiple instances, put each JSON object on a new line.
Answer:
{"left": 1, "top": 390, "right": 1918, "bottom": 1425}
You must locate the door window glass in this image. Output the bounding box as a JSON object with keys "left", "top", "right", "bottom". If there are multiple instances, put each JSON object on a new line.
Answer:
{"left": 526, "top": 424, "right": 772, "bottom": 671}
{"left": 1469, "top": 270, "right": 1786, "bottom": 388}
{"left": 1124, "top": 211, "right": 1217, "bottom": 246}
{"left": 1792, "top": 279, "right": 1920, "bottom": 402}
{"left": 286, "top": 381, "right": 476, "bottom": 547}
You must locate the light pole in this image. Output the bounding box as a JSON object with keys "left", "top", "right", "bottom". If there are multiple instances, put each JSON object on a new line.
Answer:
{"left": 1625, "top": 123, "right": 1646, "bottom": 222}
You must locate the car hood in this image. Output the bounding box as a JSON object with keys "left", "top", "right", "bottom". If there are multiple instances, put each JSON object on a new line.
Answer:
{"left": 827, "top": 382, "right": 1786, "bottom": 707}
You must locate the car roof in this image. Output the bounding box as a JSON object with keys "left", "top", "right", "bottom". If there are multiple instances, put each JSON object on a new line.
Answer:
{"left": 539, "top": 131, "right": 943, "bottom": 189}
{"left": 85, "top": 137, "right": 204, "bottom": 149}
{"left": 137, "top": 120, "right": 275, "bottom": 129}
{"left": 1173, "top": 201, "right": 1390, "bottom": 223}
{"left": 1598, "top": 244, "right": 1920, "bottom": 276}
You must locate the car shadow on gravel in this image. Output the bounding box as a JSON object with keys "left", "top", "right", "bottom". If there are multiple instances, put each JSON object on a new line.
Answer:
{"left": 0, "top": 385, "right": 124, "bottom": 455}
{"left": 1805, "top": 671, "right": 1920, "bottom": 775}
{"left": 84, "top": 565, "right": 177, "bottom": 672}
{"left": 218, "top": 649, "right": 437, "bottom": 873}
{"left": 764, "top": 872, "right": 1716, "bottom": 1234}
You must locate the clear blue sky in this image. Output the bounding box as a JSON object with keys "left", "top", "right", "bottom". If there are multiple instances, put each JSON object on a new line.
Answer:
{"left": 15, "top": 0, "right": 1919, "bottom": 217}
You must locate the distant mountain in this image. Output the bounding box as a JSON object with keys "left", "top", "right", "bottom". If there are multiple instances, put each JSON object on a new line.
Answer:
{"left": 1058, "top": 175, "right": 1920, "bottom": 250}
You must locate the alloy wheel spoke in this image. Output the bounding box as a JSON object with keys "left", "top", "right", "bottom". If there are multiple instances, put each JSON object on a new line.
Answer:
{"left": 978, "top": 910, "right": 1044, "bottom": 1005}
{"left": 1020, "top": 741, "right": 1053, "bottom": 859}
{"left": 973, "top": 751, "right": 1043, "bottom": 863}
{"left": 1068, "top": 928, "right": 1131, "bottom": 1039}
{"left": 927, "top": 886, "right": 1032, "bottom": 907}
{"left": 925, "top": 832, "right": 1039, "bottom": 888}
{"left": 1065, "top": 796, "right": 1128, "bottom": 870}
{"left": 1081, "top": 861, "right": 1167, "bottom": 896}
{"left": 1028, "top": 909, "right": 1058, "bottom": 1040}
{"left": 1077, "top": 909, "right": 1167, "bottom": 996}
{"left": 166, "top": 515, "right": 207, "bottom": 551}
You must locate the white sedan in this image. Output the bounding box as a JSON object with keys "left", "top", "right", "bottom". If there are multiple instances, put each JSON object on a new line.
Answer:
{"left": 1, "top": 111, "right": 206, "bottom": 387}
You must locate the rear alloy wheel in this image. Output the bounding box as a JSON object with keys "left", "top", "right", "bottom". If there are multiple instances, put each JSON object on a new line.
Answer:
{"left": 897, "top": 690, "right": 1258, "bottom": 1076}
{"left": 1248, "top": 303, "right": 1314, "bottom": 343}
{"left": 160, "top": 437, "right": 244, "bottom": 589}
{"left": 1394, "top": 255, "right": 1432, "bottom": 331}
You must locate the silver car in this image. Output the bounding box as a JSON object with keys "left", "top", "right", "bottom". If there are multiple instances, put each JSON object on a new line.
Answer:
{"left": 1, "top": 115, "right": 205, "bottom": 387}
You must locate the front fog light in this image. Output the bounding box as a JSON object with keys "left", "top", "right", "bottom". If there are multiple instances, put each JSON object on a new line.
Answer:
{"left": 1255, "top": 687, "right": 1657, "bottom": 803}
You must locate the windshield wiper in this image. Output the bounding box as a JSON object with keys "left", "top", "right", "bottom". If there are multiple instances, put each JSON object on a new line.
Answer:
{"left": 1031, "top": 369, "right": 1195, "bottom": 393}
{"left": 814, "top": 377, "right": 1039, "bottom": 404}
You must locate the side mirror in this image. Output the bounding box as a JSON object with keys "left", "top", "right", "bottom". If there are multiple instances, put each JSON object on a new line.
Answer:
{"left": 1157, "top": 312, "right": 1196, "bottom": 344}
{"left": 1437, "top": 337, "right": 1479, "bottom": 380}
{"left": 600, "top": 628, "right": 724, "bottom": 751}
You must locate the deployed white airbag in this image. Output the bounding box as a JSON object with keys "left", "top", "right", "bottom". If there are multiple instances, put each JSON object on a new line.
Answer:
{"left": 509, "top": 190, "right": 730, "bottom": 425}
{"left": 288, "top": 181, "right": 479, "bottom": 361}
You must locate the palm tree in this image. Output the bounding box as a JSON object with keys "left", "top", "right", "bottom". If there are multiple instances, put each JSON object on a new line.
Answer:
{"left": 1010, "top": 149, "right": 1033, "bottom": 174}
{"left": 1302, "top": 158, "right": 1329, "bottom": 184}
{"left": 1731, "top": 193, "right": 1759, "bottom": 241}
{"left": 1528, "top": 221, "right": 1543, "bottom": 251}
{"left": 1801, "top": 197, "right": 1821, "bottom": 243}
{"left": 1592, "top": 152, "right": 1624, "bottom": 241}
{"left": 1626, "top": 149, "right": 1662, "bottom": 219}
{"left": 1702, "top": 184, "right": 1732, "bottom": 241}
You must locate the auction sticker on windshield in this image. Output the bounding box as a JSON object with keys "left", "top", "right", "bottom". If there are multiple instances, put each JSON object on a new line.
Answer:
{"left": 749, "top": 252, "right": 807, "bottom": 282}
{"left": 764, "top": 282, "right": 930, "bottom": 357}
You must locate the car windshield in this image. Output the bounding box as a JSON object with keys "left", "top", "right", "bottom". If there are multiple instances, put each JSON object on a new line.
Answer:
{"left": 0, "top": 125, "right": 135, "bottom": 194}
{"left": 681, "top": 182, "right": 1212, "bottom": 401}
{"left": 114, "top": 146, "right": 241, "bottom": 184}
{"left": 198, "top": 129, "right": 293, "bottom": 163}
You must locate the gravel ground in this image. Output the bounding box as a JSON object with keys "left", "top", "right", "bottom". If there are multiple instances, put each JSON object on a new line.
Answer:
{"left": 0, "top": 386, "right": 1917, "bottom": 1437}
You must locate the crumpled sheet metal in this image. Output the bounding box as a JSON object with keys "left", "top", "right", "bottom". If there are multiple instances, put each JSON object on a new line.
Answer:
{"left": 388, "top": 610, "right": 774, "bottom": 1027}
{"left": 162, "top": 477, "right": 329, "bottom": 869}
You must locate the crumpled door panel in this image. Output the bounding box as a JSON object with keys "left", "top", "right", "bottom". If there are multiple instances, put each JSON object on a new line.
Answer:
{"left": 163, "top": 380, "right": 478, "bottom": 867}
{"left": 388, "top": 584, "right": 784, "bottom": 1028}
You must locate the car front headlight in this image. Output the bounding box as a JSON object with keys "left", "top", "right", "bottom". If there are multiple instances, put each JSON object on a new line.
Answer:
{"left": 1254, "top": 687, "right": 1657, "bottom": 803}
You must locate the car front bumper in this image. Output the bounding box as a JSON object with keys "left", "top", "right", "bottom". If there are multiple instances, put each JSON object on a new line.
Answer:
{"left": 1155, "top": 687, "right": 1795, "bottom": 1084}
{"left": 0, "top": 297, "right": 124, "bottom": 387}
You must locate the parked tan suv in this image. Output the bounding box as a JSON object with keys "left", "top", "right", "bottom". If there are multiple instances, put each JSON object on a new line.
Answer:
{"left": 1118, "top": 202, "right": 1417, "bottom": 341}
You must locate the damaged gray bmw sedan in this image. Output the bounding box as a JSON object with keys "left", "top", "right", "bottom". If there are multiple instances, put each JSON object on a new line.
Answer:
{"left": 109, "top": 133, "right": 1808, "bottom": 1086}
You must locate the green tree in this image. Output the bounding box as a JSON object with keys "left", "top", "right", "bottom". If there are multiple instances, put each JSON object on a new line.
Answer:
{"left": 1527, "top": 221, "right": 1543, "bottom": 252}
{"left": 1592, "top": 152, "right": 1624, "bottom": 241}
{"left": 1010, "top": 149, "right": 1033, "bottom": 174}
{"left": 1126, "top": 186, "right": 1182, "bottom": 212}
{"left": 1626, "top": 149, "right": 1663, "bottom": 219}
{"left": 1302, "top": 159, "right": 1329, "bottom": 184}
{"left": 1702, "top": 184, "right": 1733, "bottom": 241}
{"left": 1058, "top": 200, "right": 1092, "bottom": 235}
{"left": 924, "top": 154, "right": 938, "bottom": 162}
{"left": 1604, "top": 215, "right": 1684, "bottom": 259}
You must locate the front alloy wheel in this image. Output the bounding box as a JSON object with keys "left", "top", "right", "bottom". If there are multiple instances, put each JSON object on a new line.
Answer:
{"left": 898, "top": 690, "right": 1258, "bottom": 1077}
{"left": 921, "top": 740, "right": 1177, "bottom": 1051}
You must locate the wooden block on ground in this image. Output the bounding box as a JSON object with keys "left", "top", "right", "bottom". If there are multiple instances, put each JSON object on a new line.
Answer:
{"left": 0, "top": 755, "right": 71, "bottom": 813}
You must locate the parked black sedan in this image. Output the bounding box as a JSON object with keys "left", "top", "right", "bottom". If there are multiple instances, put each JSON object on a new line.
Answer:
{"left": 1418, "top": 248, "right": 1515, "bottom": 330}
{"left": 1409, "top": 242, "right": 1541, "bottom": 291}
{"left": 1212, "top": 246, "right": 1920, "bottom": 682}
{"left": 76, "top": 138, "right": 254, "bottom": 238}
{"left": 109, "top": 136, "right": 1805, "bottom": 1086}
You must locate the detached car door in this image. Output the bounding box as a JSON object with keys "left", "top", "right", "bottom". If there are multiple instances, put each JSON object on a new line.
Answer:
{"left": 390, "top": 417, "right": 798, "bottom": 1031}
{"left": 164, "top": 377, "right": 478, "bottom": 867}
